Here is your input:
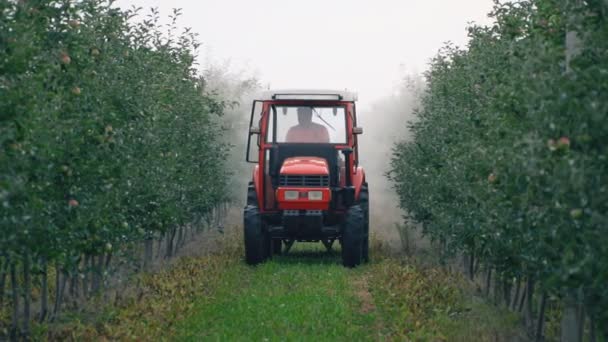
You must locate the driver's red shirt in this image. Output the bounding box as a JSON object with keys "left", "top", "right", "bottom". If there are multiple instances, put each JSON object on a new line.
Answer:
{"left": 285, "top": 123, "right": 330, "bottom": 143}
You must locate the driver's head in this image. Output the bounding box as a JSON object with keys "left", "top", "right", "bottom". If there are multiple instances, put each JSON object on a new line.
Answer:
{"left": 297, "top": 107, "right": 313, "bottom": 124}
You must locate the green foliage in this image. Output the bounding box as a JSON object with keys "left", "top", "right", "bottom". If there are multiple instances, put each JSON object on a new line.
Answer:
{"left": 0, "top": 0, "right": 229, "bottom": 333}
{"left": 390, "top": 0, "right": 607, "bottom": 328}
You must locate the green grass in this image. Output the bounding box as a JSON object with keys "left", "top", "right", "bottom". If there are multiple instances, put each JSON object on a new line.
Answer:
{"left": 178, "top": 244, "right": 375, "bottom": 341}
{"left": 39, "top": 236, "right": 521, "bottom": 341}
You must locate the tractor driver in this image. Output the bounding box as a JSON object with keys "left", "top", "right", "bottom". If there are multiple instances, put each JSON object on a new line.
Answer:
{"left": 285, "top": 107, "right": 330, "bottom": 143}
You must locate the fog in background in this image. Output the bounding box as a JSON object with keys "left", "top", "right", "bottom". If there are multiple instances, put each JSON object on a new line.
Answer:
{"left": 118, "top": 0, "right": 494, "bottom": 239}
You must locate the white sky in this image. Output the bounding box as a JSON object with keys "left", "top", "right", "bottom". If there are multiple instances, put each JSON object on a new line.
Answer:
{"left": 117, "top": 0, "right": 495, "bottom": 106}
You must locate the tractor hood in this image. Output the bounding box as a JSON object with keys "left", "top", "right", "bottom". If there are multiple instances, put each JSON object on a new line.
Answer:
{"left": 279, "top": 157, "right": 329, "bottom": 175}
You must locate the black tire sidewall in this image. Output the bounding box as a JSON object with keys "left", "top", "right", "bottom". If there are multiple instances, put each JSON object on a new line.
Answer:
{"left": 244, "top": 205, "right": 268, "bottom": 265}
{"left": 342, "top": 205, "right": 364, "bottom": 267}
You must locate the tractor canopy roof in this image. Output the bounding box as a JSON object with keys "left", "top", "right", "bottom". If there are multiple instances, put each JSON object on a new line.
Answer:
{"left": 257, "top": 89, "right": 358, "bottom": 102}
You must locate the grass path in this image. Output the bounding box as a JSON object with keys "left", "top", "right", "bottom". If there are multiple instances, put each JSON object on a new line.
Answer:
{"left": 178, "top": 245, "right": 377, "bottom": 341}
{"left": 47, "top": 235, "right": 521, "bottom": 341}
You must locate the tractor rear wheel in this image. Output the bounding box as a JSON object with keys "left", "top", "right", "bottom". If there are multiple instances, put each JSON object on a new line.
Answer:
{"left": 244, "top": 205, "right": 269, "bottom": 265}
{"left": 342, "top": 205, "right": 364, "bottom": 268}
{"left": 360, "top": 184, "right": 370, "bottom": 263}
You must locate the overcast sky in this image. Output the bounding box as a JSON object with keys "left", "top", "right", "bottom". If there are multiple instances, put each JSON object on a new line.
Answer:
{"left": 117, "top": 0, "right": 495, "bottom": 106}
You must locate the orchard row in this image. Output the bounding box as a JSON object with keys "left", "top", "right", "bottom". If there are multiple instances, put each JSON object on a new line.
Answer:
{"left": 390, "top": 1, "right": 607, "bottom": 340}
{"left": 1, "top": 1, "right": 230, "bottom": 338}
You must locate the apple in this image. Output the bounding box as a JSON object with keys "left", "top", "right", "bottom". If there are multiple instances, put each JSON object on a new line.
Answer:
{"left": 60, "top": 52, "right": 71, "bottom": 65}
{"left": 68, "top": 20, "right": 80, "bottom": 29}
{"left": 72, "top": 87, "right": 81, "bottom": 95}
{"left": 487, "top": 173, "right": 497, "bottom": 184}
{"left": 91, "top": 48, "right": 100, "bottom": 57}
{"left": 557, "top": 136, "right": 570, "bottom": 149}
{"left": 570, "top": 208, "right": 583, "bottom": 219}
{"left": 68, "top": 199, "right": 79, "bottom": 207}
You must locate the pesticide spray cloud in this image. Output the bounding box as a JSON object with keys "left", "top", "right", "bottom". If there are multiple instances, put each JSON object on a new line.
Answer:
{"left": 357, "top": 75, "right": 424, "bottom": 247}
{"left": 204, "top": 65, "right": 426, "bottom": 248}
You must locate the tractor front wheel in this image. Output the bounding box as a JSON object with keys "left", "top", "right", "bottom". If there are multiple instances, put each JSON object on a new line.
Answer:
{"left": 272, "top": 239, "right": 282, "bottom": 255}
{"left": 342, "top": 205, "right": 364, "bottom": 268}
{"left": 244, "top": 205, "right": 268, "bottom": 265}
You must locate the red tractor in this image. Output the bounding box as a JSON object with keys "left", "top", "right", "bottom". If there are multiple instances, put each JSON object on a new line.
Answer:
{"left": 244, "top": 89, "right": 369, "bottom": 267}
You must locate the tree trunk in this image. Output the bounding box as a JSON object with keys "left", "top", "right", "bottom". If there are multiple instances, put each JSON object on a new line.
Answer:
{"left": 177, "top": 226, "right": 184, "bottom": 249}
{"left": 485, "top": 267, "right": 492, "bottom": 297}
{"left": 493, "top": 276, "right": 501, "bottom": 305}
{"left": 214, "top": 205, "right": 220, "bottom": 227}
{"left": 156, "top": 236, "right": 163, "bottom": 258}
{"left": 91, "top": 255, "right": 102, "bottom": 294}
{"left": 561, "top": 293, "right": 584, "bottom": 342}
{"left": 518, "top": 285, "right": 527, "bottom": 312}
{"left": 589, "top": 315, "right": 596, "bottom": 342}
{"left": 22, "top": 254, "right": 31, "bottom": 338}
{"left": 105, "top": 252, "right": 112, "bottom": 269}
{"left": 535, "top": 293, "right": 547, "bottom": 342}
{"left": 503, "top": 279, "right": 512, "bottom": 308}
{"left": 52, "top": 266, "right": 67, "bottom": 320}
{"left": 473, "top": 256, "right": 480, "bottom": 275}
{"left": 83, "top": 254, "right": 91, "bottom": 298}
{"left": 511, "top": 276, "right": 521, "bottom": 310}
{"left": 166, "top": 227, "right": 177, "bottom": 258}
{"left": 143, "top": 238, "right": 153, "bottom": 271}
{"left": 468, "top": 252, "right": 475, "bottom": 280}
{"left": 10, "top": 263, "right": 19, "bottom": 341}
{"left": 39, "top": 259, "right": 48, "bottom": 322}
{"left": 525, "top": 278, "right": 535, "bottom": 328}
{"left": 0, "top": 255, "right": 8, "bottom": 307}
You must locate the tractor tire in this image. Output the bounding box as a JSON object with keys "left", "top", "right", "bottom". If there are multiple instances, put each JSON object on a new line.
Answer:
{"left": 360, "top": 184, "right": 370, "bottom": 263}
{"left": 244, "top": 204, "right": 268, "bottom": 265}
{"left": 272, "top": 239, "right": 282, "bottom": 255}
{"left": 246, "top": 182, "right": 257, "bottom": 206}
{"left": 342, "top": 205, "right": 364, "bottom": 268}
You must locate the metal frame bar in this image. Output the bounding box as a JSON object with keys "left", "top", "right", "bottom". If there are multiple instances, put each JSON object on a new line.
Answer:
{"left": 246, "top": 100, "right": 261, "bottom": 163}
{"left": 271, "top": 93, "right": 344, "bottom": 101}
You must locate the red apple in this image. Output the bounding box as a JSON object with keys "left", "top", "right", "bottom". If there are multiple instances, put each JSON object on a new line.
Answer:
{"left": 558, "top": 136, "right": 570, "bottom": 148}
{"left": 60, "top": 52, "right": 71, "bottom": 65}
{"left": 68, "top": 20, "right": 80, "bottom": 29}
{"left": 487, "top": 173, "right": 497, "bottom": 184}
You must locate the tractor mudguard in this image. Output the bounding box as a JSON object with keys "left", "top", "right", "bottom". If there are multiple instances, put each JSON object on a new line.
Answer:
{"left": 352, "top": 166, "right": 366, "bottom": 200}
{"left": 252, "top": 165, "right": 262, "bottom": 208}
